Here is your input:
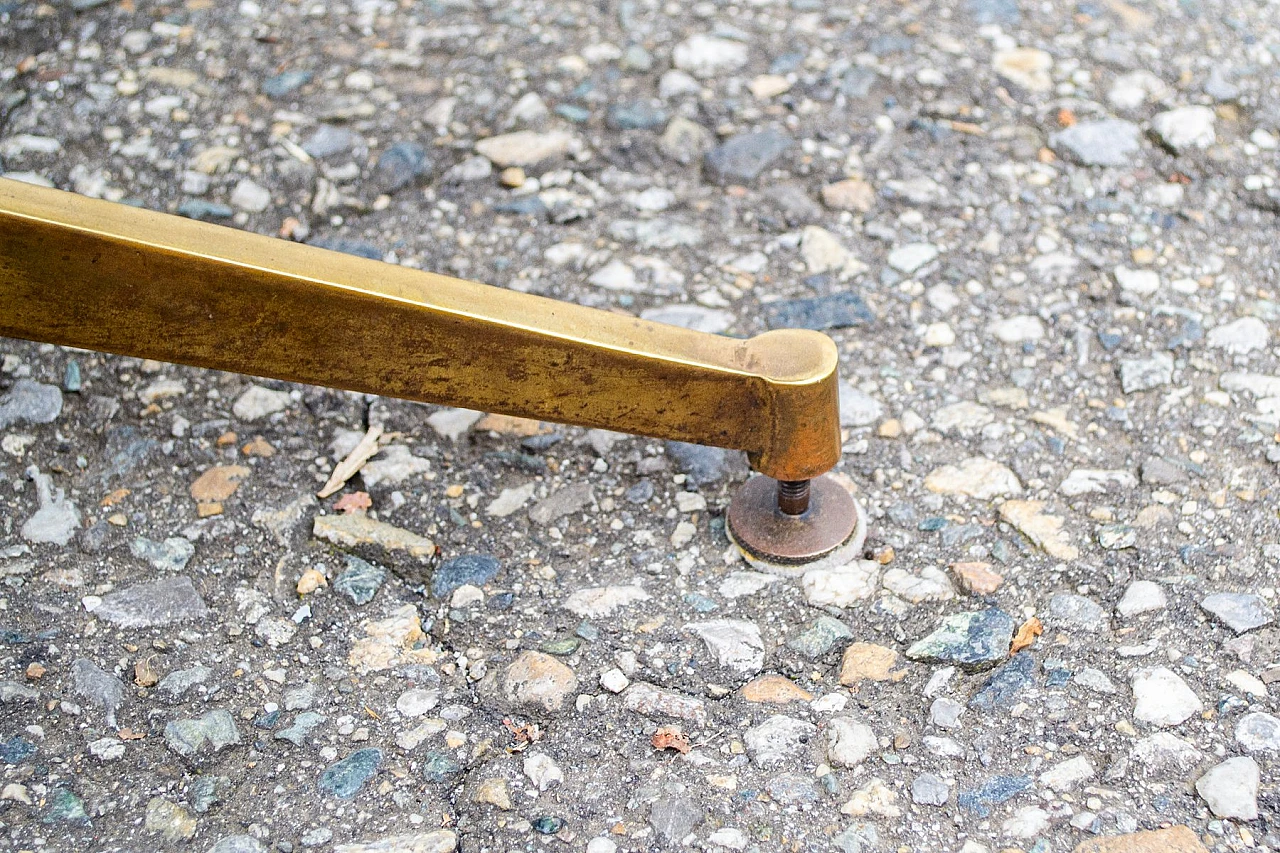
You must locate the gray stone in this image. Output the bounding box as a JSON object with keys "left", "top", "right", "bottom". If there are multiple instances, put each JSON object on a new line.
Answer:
{"left": 0, "top": 681, "right": 39, "bottom": 703}
{"left": 361, "top": 445, "right": 431, "bottom": 488}
{"left": 164, "top": 709, "right": 241, "bottom": 757}
{"left": 95, "top": 576, "right": 210, "bottom": 628}
{"left": 374, "top": 142, "right": 430, "bottom": 193}
{"left": 319, "top": 748, "right": 383, "bottom": 799}
{"left": 640, "top": 304, "right": 734, "bottom": 334}
{"left": 744, "top": 715, "right": 817, "bottom": 767}
{"left": 1235, "top": 712, "right": 1280, "bottom": 752}
{"left": 664, "top": 441, "right": 742, "bottom": 485}
{"left": 1047, "top": 593, "right": 1107, "bottom": 632}
{"left": 284, "top": 684, "right": 318, "bottom": 711}
{"left": 528, "top": 482, "right": 594, "bottom": 525}
{"left": 704, "top": 130, "right": 792, "bottom": 185}
{"left": 911, "top": 773, "right": 950, "bottom": 806}
{"left": 672, "top": 34, "right": 748, "bottom": 77}
{"left": 887, "top": 242, "right": 939, "bottom": 274}
{"left": 130, "top": 536, "right": 195, "bottom": 572}
{"left": 21, "top": 466, "right": 80, "bottom": 546}
{"left": 333, "top": 555, "right": 386, "bottom": 606}
{"left": 1119, "top": 353, "right": 1174, "bottom": 394}
{"left": 832, "top": 822, "right": 880, "bottom": 853}
{"left": 72, "top": 658, "right": 125, "bottom": 729}
{"left": 0, "top": 379, "right": 62, "bottom": 428}
{"left": 930, "top": 697, "right": 964, "bottom": 728}
{"left": 431, "top": 554, "right": 499, "bottom": 598}
{"left": 276, "top": 711, "right": 326, "bottom": 746}
{"left": 1140, "top": 457, "right": 1186, "bottom": 485}
{"left": 826, "top": 717, "right": 877, "bottom": 767}
{"left": 1195, "top": 756, "right": 1259, "bottom": 820}
{"left": 1116, "top": 581, "right": 1166, "bottom": 617}
{"left": 787, "top": 616, "right": 854, "bottom": 659}
{"left": 840, "top": 384, "right": 883, "bottom": 427}
{"left": 905, "top": 608, "right": 1017, "bottom": 671}
{"left": 230, "top": 179, "right": 271, "bottom": 213}
{"left": 157, "top": 665, "right": 212, "bottom": 700}
{"left": 301, "top": 124, "right": 362, "bottom": 159}
{"left": 649, "top": 796, "right": 704, "bottom": 845}
{"left": 685, "top": 619, "right": 764, "bottom": 674}
{"left": 1130, "top": 732, "right": 1203, "bottom": 775}
{"left": 1132, "top": 667, "right": 1202, "bottom": 727}
{"left": 1207, "top": 317, "right": 1268, "bottom": 354}
{"left": 766, "top": 773, "right": 821, "bottom": 804}
{"left": 1152, "top": 106, "right": 1216, "bottom": 152}
{"left": 208, "top": 836, "right": 266, "bottom": 853}
{"left": 607, "top": 218, "right": 702, "bottom": 250}
{"left": 1049, "top": 119, "right": 1142, "bottom": 166}
{"left": 232, "top": 385, "right": 291, "bottom": 421}
{"left": 1073, "top": 669, "right": 1116, "bottom": 694}
{"left": 659, "top": 117, "right": 713, "bottom": 164}
{"left": 1201, "top": 593, "right": 1274, "bottom": 634}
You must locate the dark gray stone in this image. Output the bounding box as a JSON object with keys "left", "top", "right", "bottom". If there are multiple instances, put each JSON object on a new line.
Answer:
{"left": 704, "top": 129, "right": 792, "bottom": 185}
{"left": 969, "top": 653, "right": 1036, "bottom": 710}
{"left": 431, "top": 554, "right": 500, "bottom": 598}
{"left": 374, "top": 142, "right": 430, "bottom": 193}
{"left": 333, "top": 555, "right": 386, "bottom": 605}
{"left": 318, "top": 748, "right": 382, "bottom": 799}
{"left": 71, "top": 658, "right": 125, "bottom": 728}
{"left": 957, "top": 775, "right": 1033, "bottom": 817}
{"left": 177, "top": 200, "right": 234, "bottom": 220}
{"left": 164, "top": 710, "right": 240, "bottom": 757}
{"left": 262, "top": 70, "right": 312, "bottom": 97}
{"left": 95, "top": 576, "right": 209, "bottom": 628}
{"left": 663, "top": 441, "right": 745, "bottom": 486}
{"left": 762, "top": 292, "right": 875, "bottom": 331}
{"left": 787, "top": 616, "right": 854, "bottom": 659}
{"left": 905, "top": 608, "right": 1017, "bottom": 672}
{"left": 606, "top": 102, "right": 668, "bottom": 130}
{"left": 649, "top": 795, "right": 704, "bottom": 844}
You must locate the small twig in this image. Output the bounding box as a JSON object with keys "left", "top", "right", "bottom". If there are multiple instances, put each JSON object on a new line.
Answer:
{"left": 317, "top": 425, "right": 384, "bottom": 498}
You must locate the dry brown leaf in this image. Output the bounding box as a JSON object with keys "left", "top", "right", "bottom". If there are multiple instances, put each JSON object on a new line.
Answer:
{"left": 318, "top": 426, "right": 384, "bottom": 499}
{"left": 118, "top": 728, "right": 146, "bottom": 740}
{"left": 334, "top": 491, "right": 373, "bottom": 514}
{"left": 502, "top": 718, "right": 543, "bottom": 751}
{"left": 651, "top": 726, "right": 691, "bottom": 754}
{"left": 1011, "top": 617, "right": 1043, "bottom": 653}
{"left": 134, "top": 654, "right": 161, "bottom": 687}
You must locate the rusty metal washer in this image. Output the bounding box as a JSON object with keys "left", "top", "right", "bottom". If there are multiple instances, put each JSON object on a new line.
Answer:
{"left": 726, "top": 474, "right": 865, "bottom": 574}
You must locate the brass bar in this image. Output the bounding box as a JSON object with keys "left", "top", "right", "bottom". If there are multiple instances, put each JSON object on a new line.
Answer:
{"left": 0, "top": 178, "right": 841, "bottom": 481}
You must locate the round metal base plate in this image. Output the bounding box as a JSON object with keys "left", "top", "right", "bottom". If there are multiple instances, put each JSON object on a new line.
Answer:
{"left": 726, "top": 474, "right": 866, "bottom": 577}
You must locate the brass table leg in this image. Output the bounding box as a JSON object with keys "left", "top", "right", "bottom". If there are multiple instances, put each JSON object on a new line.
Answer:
{"left": 0, "top": 178, "right": 862, "bottom": 566}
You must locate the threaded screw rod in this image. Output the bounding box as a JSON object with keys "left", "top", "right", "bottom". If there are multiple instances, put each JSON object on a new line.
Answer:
{"left": 776, "top": 479, "right": 811, "bottom": 516}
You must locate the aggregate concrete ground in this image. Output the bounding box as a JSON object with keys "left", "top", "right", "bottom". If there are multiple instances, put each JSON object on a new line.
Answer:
{"left": 2, "top": 0, "right": 1280, "bottom": 851}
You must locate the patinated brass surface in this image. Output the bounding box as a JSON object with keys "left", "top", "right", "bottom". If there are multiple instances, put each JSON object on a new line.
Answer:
{"left": 0, "top": 178, "right": 842, "bottom": 482}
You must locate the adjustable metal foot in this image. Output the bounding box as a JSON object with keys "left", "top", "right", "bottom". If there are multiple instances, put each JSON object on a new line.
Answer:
{"left": 726, "top": 474, "right": 867, "bottom": 576}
